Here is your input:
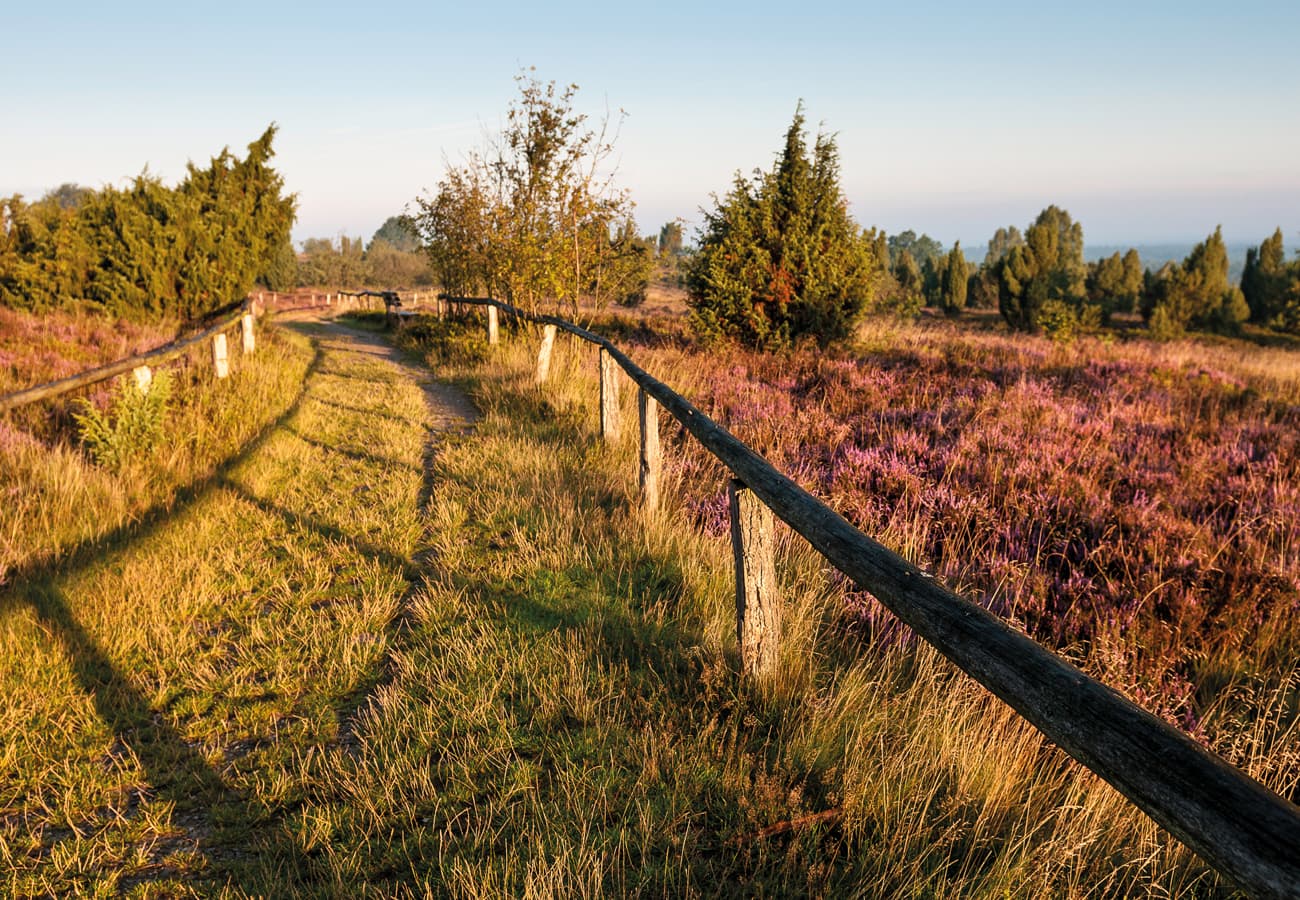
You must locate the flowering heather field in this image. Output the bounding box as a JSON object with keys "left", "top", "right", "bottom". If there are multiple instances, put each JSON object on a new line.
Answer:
{"left": 0, "top": 305, "right": 175, "bottom": 394}
{"left": 622, "top": 319, "right": 1300, "bottom": 784}
{"left": 0, "top": 305, "right": 178, "bottom": 441}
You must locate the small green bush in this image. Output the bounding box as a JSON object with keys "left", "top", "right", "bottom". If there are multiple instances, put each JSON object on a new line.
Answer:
{"left": 1038, "top": 300, "right": 1080, "bottom": 344}
{"left": 74, "top": 371, "right": 172, "bottom": 469}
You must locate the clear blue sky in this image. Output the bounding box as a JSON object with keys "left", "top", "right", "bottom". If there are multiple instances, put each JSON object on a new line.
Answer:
{"left": 3, "top": 1, "right": 1297, "bottom": 251}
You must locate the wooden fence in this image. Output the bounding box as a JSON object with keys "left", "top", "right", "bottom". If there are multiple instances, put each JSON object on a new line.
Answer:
{"left": 434, "top": 294, "right": 1300, "bottom": 899}
{"left": 0, "top": 300, "right": 258, "bottom": 414}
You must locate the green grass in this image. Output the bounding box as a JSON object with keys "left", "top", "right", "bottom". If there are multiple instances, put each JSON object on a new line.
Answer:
{"left": 0, "top": 310, "right": 1252, "bottom": 897}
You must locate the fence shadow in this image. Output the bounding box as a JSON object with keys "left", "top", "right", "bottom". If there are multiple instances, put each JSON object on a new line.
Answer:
{"left": 19, "top": 576, "right": 315, "bottom": 893}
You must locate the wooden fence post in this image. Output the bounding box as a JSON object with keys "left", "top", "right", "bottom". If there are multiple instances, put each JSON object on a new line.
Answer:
{"left": 729, "top": 479, "right": 781, "bottom": 682}
{"left": 241, "top": 314, "right": 255, "bottom": 354}
{"left": 600, "top": 348, "right": 621, "bottom": 442}
{"left": 212, "top": 333, "right": 229, "bottom": 379}
{"left": 639, "top": 389, "right": 661, "bottom": 511}
{"left": 487, "top": 304, "right": 499, "bottom": 345}
{"left": 535, "top": 324, "right": 557, "bottom": 384}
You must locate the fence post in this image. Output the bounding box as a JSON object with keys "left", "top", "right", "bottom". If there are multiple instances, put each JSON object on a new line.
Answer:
{"left": 535, "top": 324, "right": 557, "bottom": 384}
{"left": 132, "top": 365, "right": 152, "bottom": 393}
{"left": 729, "top": 479, "right": 780, "bottom": 682}
{"left": 487, "top": 304, "right": 499, "bottom": 345}
{"left": 600, "top": 348, "right": 621, "bottom": 442}
{"left": 212, "top": 333, "right": 230, "bottom": 379}
{"left": 639, "top": 389, "right": 661, "bottom": 512}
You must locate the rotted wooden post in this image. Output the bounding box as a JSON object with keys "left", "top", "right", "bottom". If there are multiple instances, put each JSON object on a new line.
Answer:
{"left": 729, "top": 479, "right": 781, "bottom": 682}
{"left": 211, "top": 333, "right": 229, "bottom": 379}
{"left": 599, "top": 348, "right": 621, "bottom": 442}
{"left": 535, "top": 324, "right": 557, "bottom": 384}
{"left": 241, "top": 313, "right": 255, "bottom": 354}
{"left": 639, "top": 389, "right": 661, "bottom": 511}
{"left": 486, "top": 304, "right": 499, "bottom": 345}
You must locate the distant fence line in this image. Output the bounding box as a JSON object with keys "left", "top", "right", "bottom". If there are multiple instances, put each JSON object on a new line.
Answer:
{"left": 0, "top": 288, "right": 447, "bottom": 416}
{"left": 427, "top": 294, "right": 1300, "bottom": 899}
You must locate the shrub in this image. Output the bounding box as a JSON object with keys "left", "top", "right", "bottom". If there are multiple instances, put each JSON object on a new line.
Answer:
{"left": 686, "top": 106, "right": 880, "bottom": 348}
{"left": 74, "top": 370, "right": 172, "bottom": 469}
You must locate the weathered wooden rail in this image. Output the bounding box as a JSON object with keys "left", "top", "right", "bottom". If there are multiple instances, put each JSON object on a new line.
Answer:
{"left": 0, "top": 301, "right": 256, "bottom": 414}
{"left": 435, "top": 294, "right": 1300, "bottom": 898}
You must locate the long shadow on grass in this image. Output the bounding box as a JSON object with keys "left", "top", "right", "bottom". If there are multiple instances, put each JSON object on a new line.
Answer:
{"left": 0, "top": 338, "right": 330, "bottom": 892}
{"left": 20, "top": 578, "right": 315, "bottom": 894}
{"left": 0, "top": 341, "right": 323, "bottom": 600}
{"left": 283, "top": 424, "right": 422, "bottom": 476}
{"left": 310, "top": 396, "right": 421, "bottom": 426}
{"left": 218, "top": 477, "right": 416, "bottom": 579}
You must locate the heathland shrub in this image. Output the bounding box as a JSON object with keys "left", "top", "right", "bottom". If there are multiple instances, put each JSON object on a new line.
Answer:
{"left": 74, "top": 371, "right": 172, "bottom": 469}
{"left": 0, "top": 127, "right": 295, "bottom": 320}
{"left": 686, "top": 106, "right": 882, "bottom": 348}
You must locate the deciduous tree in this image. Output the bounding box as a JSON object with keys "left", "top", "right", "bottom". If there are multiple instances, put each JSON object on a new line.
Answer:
{"left": 411, "top": 71, "right": 634, "bottom": 319}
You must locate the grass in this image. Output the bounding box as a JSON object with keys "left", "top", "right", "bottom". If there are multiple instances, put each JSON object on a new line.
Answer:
{"left": 0, "top": 313, "right": 311, "bottom": 584}
{"left": 359, "top": 313, "right": 1252, "bottom": 897}
{"left": 0, "top": 304, "right": 1286, "bottom": 896}
{"left": 0, "top": 314, "right": 427, "bottom": 895}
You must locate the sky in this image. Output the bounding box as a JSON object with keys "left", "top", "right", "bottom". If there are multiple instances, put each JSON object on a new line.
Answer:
{"left": 3, "top": 1, "right": 1298, "bottom": 251}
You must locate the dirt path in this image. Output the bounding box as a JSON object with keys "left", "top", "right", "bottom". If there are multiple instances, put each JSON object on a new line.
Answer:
{"left": 305, "top": 316, "right": 479, "bottom": 430}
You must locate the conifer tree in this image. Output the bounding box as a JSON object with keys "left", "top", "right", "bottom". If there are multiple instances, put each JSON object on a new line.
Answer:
{"left": 995, "top": 205, "right": 1085, "bottom": 332}
{"left": 940, "top": 242, "right": 967, "bottom": 316}
{"left": 1242, "top": 227, "right": 1287, "bottom": 322}
{"left": 686, "top": 106, "right": 880, "bottom": 347}
{"left": 0, "top": 126, "right": 294, "bottom": 319}
{"left": 1142, "top": 226, "right": 1248, "bottom": 334}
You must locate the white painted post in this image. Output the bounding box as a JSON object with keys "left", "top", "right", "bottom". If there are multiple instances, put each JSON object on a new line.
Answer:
{"left": 132, "top": 365, "right": 152, "bottom": 393}
{"left": 487, "top": 304, "right": 499, "bottom": 345}
{"left": 535, "top": 324, "right": 557, "bottom": 384}
{"left": 212, "top": 333, "right": 229, "bottom": 379}
{"left": 241, "top": 313, "right": 255, "bottom": 354}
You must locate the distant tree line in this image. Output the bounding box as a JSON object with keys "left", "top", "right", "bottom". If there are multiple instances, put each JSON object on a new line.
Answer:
{"left": 684, "top": 108, "right": 1300, "bottom": 346}
{"left": 410, "top": 73, "right": 655, "bottom": 318}
{"left": 0, "top": 127, "right": 296, "bottom": 320}
{"left": 295, "top": 217, "right": 434, "bottom": 289}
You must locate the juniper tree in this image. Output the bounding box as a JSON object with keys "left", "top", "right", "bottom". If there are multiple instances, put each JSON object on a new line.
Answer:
{"left": 686, "top": 106, "right": 880, "bottom": 347}
{"left": 995, "top": 205, "right": 1086, "bottom": 332}
{"left": 1141, "top": 226, "right": 1249, "bottom": 335}
{"left": 940, "top": 242, "right": 967, "bottom": 316}
{"left": 0, "top": 126, "right": 295, "bottom": 319}
{"left": 658, "top": 221, "right": 683, "bottom": 257}
{"left": 1242, "top": 228, "right": 1288, "bottom": 322}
